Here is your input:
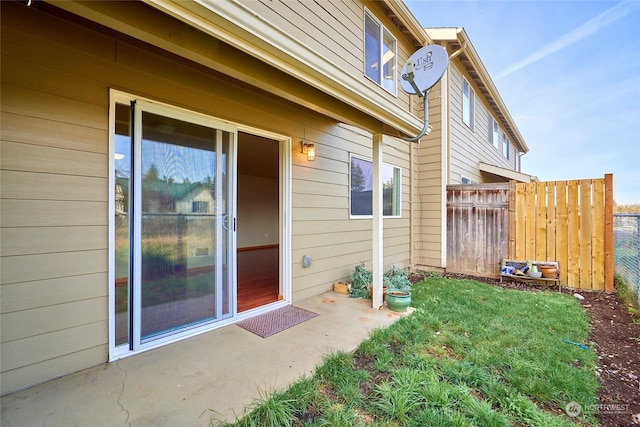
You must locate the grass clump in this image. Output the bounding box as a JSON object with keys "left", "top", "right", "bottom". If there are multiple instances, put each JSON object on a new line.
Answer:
{"left": 614, "top": 273, "right": 640, "bottom": 323}
{"left": 216, "top": 277, "right": 600, "bottom": 426}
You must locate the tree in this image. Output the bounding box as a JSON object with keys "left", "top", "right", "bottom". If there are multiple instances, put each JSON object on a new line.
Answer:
{"left": 351, "top": 163, "right": 366, "bottom": 192}
{"left": 614, "top": 202, "right": 640, "bottom": 213}
{"left": 144, "top": 164, "right": 160, "bottom": 181}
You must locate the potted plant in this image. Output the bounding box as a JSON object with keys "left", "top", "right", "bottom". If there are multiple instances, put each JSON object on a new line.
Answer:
{"left": 383, "top": 266, "right": 412, "bottom": 312}
{"left": 348, "top": 264, "right": 413, "bottom": 312}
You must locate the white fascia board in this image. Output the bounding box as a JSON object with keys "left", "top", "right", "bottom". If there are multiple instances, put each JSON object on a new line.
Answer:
{"left": 145, "top": 0, "right": 424, "bottom": 136}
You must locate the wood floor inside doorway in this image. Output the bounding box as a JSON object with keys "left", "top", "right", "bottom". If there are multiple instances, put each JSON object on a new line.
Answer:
{"left": 237, "top": 246, "right": 279, "bottom": 312}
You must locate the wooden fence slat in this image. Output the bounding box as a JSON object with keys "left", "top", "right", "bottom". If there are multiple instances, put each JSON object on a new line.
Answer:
{"left": 525, "top": 183, "right": 536, "bottom": 259}
{"left": 556, "top": 182, "right": 568, "bottom": 286}
{"left": 515, "top": 183, "right": 526, "bottom": 259}
{"left": 567, "top": 180, "right": 580, "bottom": 287}
{"left": 592, "top": 178, "right": 605, "bottom": 290}
{"left": 535, "top": 182, "right": 547, "bottom": 260}
{"left": 508, "top": 180, "right": 516, "bottom": 258}
{"left": 546, "top": 182, "right": 556, "bottom": 262}
{"left": 461, "top": 189, "right": 471, "bottom": 271}
{"left": 579, "top": 180, "right": 593, "bottom": 289}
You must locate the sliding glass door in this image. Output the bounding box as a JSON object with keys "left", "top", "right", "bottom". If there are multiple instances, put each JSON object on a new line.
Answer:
{"left": 113, "top": 97, "right": 235, "bottom": 351}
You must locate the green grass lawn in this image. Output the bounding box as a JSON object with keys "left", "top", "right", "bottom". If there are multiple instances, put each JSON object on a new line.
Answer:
{"left": 214, "top": 277, "right": 600, "bottom": 426}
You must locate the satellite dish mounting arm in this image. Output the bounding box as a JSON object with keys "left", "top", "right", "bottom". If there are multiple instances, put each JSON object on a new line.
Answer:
{"left": 401, "top": 62, "right": 424, "bottom": 98}
{"left": 402, "top": 91, "right": 430, "bottom": 142}
{"left": 399, "top": 45, "right": 449, "bottom": 143}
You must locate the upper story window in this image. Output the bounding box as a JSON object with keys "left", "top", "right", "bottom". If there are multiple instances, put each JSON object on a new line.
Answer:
{"left": 462, "top": 78, "right": 475, "bottom": 129}
{"left": 489, "top": 116, "right": 500, "bottom": 150}
{"left": 501, "top": 131, "right": 510, "bottom": 159}
{"left": 364, "top": 10, "right": 397, "bottom": 94}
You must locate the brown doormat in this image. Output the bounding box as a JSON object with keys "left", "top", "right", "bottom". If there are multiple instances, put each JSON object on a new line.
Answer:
{"left": 236, "top": 305, "right": 318, "bottom": 338}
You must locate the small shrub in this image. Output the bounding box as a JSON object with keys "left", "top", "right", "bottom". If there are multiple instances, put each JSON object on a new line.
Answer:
{"left": 348, "top": 263, "right": 373, "bottom": 299}
{"left": 383, "top": 266, "right": 412, "bottom": 292}
{"left": 348, "top": 264, "right": 412, "bottom": 298}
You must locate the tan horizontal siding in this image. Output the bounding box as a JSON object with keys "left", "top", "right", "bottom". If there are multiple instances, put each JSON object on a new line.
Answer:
{"left": 292, "top": 193, "right": 348, "bottom": 209}
{"left": 414, "top": 90, "right": 445, "bottom": 268}
{"left": 0, "top": 171, "right": 108, "bottom": 202}
{"left": 292, "top": 179, "right": 346, "bottom": 197}
{"left": 291, "top": 165, "right": 345, "bottom": 187}
{"left": 1, "top": 112, "right": 107, "bottom": 154}
{"left": 292, "top": 218, "right": 371, "bottom": 235}
{"left": 293, "top": 229, "right": 372, "bottom": 248}
{"left": 0, "top": 322, "right": 107, "bottom": 373}
{"left": 1, "top": 250, "right": 107, "bottom": 285}
{"left": 292, "top": 206, "right": 348, "bottom": 221}
{"left": 0, "top": 345, "right": 107, "bottom": 396}
{"left": 1, "top": 298, "right": 107, "bottom": 342}
{"left": 1, "top": 273, "right": 107, "bottom": 314}
{"left": 1, "top": 83, "right": 106, "bottom": 130}
{"left": 416, "top": 186, "right": 443, "bottom": 198}
{"left": 258, "top": 0, "right": 360, "bottom": 78}
{"left": 2, "top": 49, "right": 108, "bottom": 106}
{"left": 449, "top": 66, "right": 515, "bottom": 182}
{"left": 1, "top": 226, "right": 107, "bottom": 257}
{"left": 2, "top": 141, "right": 107, "bottom": 178}
{"left": 292, "top": 241, "right": 371, "bottom": 265}
{"left": 1, "top": 200, "right": 107, "bottom": 228}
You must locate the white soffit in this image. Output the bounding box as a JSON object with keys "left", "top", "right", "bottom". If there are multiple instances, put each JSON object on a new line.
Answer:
{"left": 143, "top": 0, "right": 424, "bottom": 136}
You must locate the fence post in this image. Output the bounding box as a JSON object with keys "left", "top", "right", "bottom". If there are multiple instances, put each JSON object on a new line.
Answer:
{"left": 604, "top": 173, "right": 614, "bottom": 292}
{"left": 508, "top": 180, "right": 516, "bottom": 259}
{"left": 637, "top": 216, "right": 640, "bottom": 302}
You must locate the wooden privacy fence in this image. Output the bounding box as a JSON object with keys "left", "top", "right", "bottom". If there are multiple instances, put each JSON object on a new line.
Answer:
{"left": 446, "top": 175, "right": 614, "bottom": 291}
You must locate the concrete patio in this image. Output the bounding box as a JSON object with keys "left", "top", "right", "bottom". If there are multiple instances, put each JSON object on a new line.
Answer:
{"left": 1, "top": 292, "right": 412, "bottom": 426}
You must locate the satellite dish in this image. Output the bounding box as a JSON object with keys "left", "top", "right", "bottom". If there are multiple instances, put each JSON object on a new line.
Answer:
{"left": 400, "top": 44, "right": 449, "bottom": 96}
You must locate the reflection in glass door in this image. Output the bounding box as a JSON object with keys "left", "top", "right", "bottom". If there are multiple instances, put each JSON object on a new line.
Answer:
{"left": 113, "top": 99, "right": 235, "bottom": 350}
{"left": 138, "top": 111, "right": 233, "bottom": 341}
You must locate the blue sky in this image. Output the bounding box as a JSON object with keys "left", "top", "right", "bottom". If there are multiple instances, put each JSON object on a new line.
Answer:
{"left": 406, "top": 0, "right": 640, "bottom": 204}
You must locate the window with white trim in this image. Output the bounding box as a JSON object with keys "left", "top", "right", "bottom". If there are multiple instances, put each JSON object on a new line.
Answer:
{"left": 350, "top": 155, "right": 401, "bottom": 217}
{"left": 461, "top": 176, "right": 478, "bottom": 184}
{"left": 501, "top": 131, "right": 509, "bottom": 159}
{"left": 489, "top": 116, "right": 500, "bottom": 150}
{"left": 364, "top": 10, "right": 397, "bottom": 94}
{"left": 462, "top": 78, "right": 475, "bottom": 129}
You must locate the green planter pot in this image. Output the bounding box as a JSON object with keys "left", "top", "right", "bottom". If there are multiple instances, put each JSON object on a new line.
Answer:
{"left": 385, "top": 291, "right": 411, "bottom": 312}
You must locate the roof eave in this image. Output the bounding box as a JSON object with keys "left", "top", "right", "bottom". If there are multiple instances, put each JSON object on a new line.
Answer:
{"left": 382, "top": 0, "right": 432, "bottom": 47}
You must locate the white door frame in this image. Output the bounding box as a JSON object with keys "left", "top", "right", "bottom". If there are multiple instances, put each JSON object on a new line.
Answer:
{"left": 108, "top": 90, "right": 292, "bottom": 360}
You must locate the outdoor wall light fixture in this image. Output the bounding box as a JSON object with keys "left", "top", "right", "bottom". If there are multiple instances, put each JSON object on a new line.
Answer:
{"left": 301, "top": 141, "right": 316, "bottom": 161}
